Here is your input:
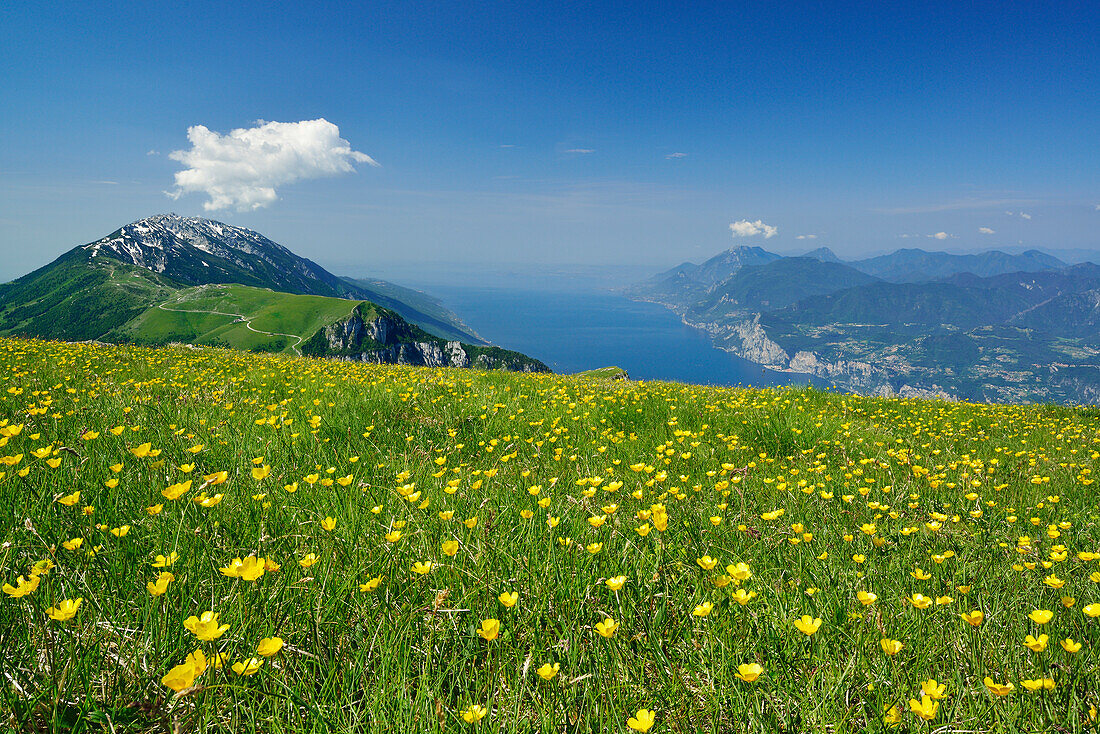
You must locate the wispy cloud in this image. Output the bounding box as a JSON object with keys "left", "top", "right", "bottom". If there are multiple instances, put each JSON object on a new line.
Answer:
{"left": 928, "top": 232, "right": 953, "bottom": 240}
{"left": 168, "top": 118, "right": 377, "bottom": 211}
{"left": 729, "top": 219, "right": 777, "bottom": 239}
{"left": 665, "top": 152, "right": 687, "bottom": 159}
{"left": 878, "top": 198, "right": 1044, "bottom": 214}
{"left": 979, "top": 227, "right": 995, "bottom": 234}
{"left": 795, "top": 234, "right": 817, "bottom": 240}
{"left": 564, "top": 148, "right": 595, "bottom": 154}
{"left": 91, "top": 180, "right": 118, "bottom": 185}
{"left": 146, "top": 150, "right": 159, "bottom": 156}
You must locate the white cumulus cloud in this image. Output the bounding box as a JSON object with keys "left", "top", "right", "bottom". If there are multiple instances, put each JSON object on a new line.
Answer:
{"left": 929, "top": 231, "right": 951, "bottom": 240}
{"left": 729, "top": 219, "right": 778, "bottom": 239}
{"left": 1020, "top": 212, "right": 1032, "bottom": 219}
{"left": 795, "top": 234, "right": 817, "bottom": 240}
{"left": 979, "top": 227, "right": 995, "bottom": 234}
{"left": 168, "top": 118, "right": 377, "bottom": 211}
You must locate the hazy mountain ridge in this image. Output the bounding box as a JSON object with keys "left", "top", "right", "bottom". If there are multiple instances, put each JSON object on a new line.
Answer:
{"left": 630, "top": 246, "right": 1100, "bottom": 404}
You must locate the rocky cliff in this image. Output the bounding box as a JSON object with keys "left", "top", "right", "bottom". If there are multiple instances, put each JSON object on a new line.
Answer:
{"left": 300, "top": 305, "right": 549, "bottom": 373}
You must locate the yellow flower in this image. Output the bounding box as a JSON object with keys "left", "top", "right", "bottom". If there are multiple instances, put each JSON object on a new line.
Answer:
{"left": 696, "top": 555, "right": 718, "bottom": 570}
{"left": 461, "top": 704, "right": 488, "bottom": 724}
{"left": 1024, "top": 634, "right": 1048, "bottom": 652}
{"left": 257, "top": 637, "right": 284, "bottom": 657}
{"left": 880, "top": 638, "right": 904, "bottom": 656}
{"left": 161, "top": 660, "right": 198, "bottom": 692}
{"left": 1083, "top": 603, "right": 1100, "bottom": 618}
{"left": 909, "top": 594, "right": 932, "bottom": 609}
{"left": 46, "top": 597, "right": 82, "bottom": 621}
{"left": 1061, "top": 637, "right": 1082, "bottom": 653}
{"left": 1044, "top": 574, "right": 1065, "bottom": 589}
{"left": 536, "top": 662, "right": 559, "bottom": 680}
{"left": 627, "top": 709, "right": 655, "bottom": 732}
{"left": 4, "top": 574, "right": 41, "bottom": 598}
{"left": 184, "top": 611, "right": 230, "bottom": 641}
{"left": 498, "top": 591, "right": 518, "bottom": 608}
{"left": 857, "top": 590, "right": 877, "bottom": 606}
{"left": 793, "top": 615, "right": 822, "bottom": 636}
{"left": 909, "top": 695, "right": 939, "bottom": 721}
{"left": 692, "top": 602, "right": 713, "bottom": 617}
{"left": 320, "top": 516, "right": 336, "bottom": 531}
{"left": 232, "top": 657, "right": 263, "bottom": 676}
{"left": 883, "top": 706, "right": 902, "bottom": 727}
{"left": 359, "top": 576, "right": 383, "bottom": 592}
{"left": 109, "top": 525, "right": 130, "bottom": 538}
{"left": 727, "top": 562, "right": 752, "bottom": 581}
{"left": 62, "top": 538, "right": 83, "bottom": 551}
{"left": 442, "top": 540, "right": 460, "bottom": 556}
{"left": 162, "top": 480, "right": 191, "bottom": 500}
{"left": 1028, "top": 609, "right": 1054, "bottom": 625}
{"left": 153, "top": 552, "right": 179, "bottom": 568}
{"left": 960, "top": 609, "right": 984, "bottom": 627}
{"left": 921, "top": 679, "right": 947, "bottom": 700}
{"left": 477, "top": 618, "right": 500, "bottom": 641}
{"left": 595, "top": 617, "right": 619, "bottom": 638}
{"left": 57, "top": 491, "right": 80, "bottom": 506}
{"left": 606, "top": 575, "right": 627, "bottom": 591}
{"left": 251, "top": 464, "right": 271, "bottom": 481}
{"left": 299, "top": 553, "right": 319, "bottom": 568}
{"left": 732, "top": 588, "right": 757, "bottom": 606}
{"left": 984, "top": 677, "right": 1015, "bottom": 696}
{"left": 412, "top": 561, "right": 433, "bottom": 575}
{"left": 147, "top": 571, "right": 174, "bottom": 596}
{"left": 1020, "top": 678, "right": 1056, "bottom": 691}
{"left": 147, "top": 503, "right": 164, "bottom": 515}
{"left": 735, "top": 663, "right": 763, "bottom": 682}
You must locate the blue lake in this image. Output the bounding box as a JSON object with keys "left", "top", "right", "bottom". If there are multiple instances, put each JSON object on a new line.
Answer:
{"left": 424, "top": 284, "right": 822, "bottom": 388}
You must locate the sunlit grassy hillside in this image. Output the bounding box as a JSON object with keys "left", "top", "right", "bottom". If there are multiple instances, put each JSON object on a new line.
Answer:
{"left": 1, "top": 336, "right": 1098, "bottom": 733}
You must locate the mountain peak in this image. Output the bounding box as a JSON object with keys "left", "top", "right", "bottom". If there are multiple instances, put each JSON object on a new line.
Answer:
{"left": 78, "top": 213, "right": 353, "bottom": 297}
{"left": 802, "top": 246, "right": 842, "bottom": 263}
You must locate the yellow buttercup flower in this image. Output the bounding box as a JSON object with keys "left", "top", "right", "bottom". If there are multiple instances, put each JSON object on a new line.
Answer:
{"left": 232, "top": 657, "right": 263, "bottom": 675}
{"left": 626, "top": 709, "right": 655, "bottom": 732}
{"left": 960, "top": 609, "right": 984, "bottom": 626}
{"left": 461, "top": 704, "right": 488, "bottom": 724}
{"left": 880, "top": 638, "right": 904, "bottom": 656}
{"left": 909, "top": 695, "right": 939, "bottom": 721}
{"left": 595, "top": 617, "right": 619, "bottom": 638}
{"left": 605, "top": 575, "right": 627, "bottom": 591}
{"left": 477, "top": 618, "right": 500, "bottom": 641}
{"left": 257, "top": 637, "right": 284, "bottom": 657}
{"left": 46, "top": 597, "right": 82, "bottom": 621}
{"left": 184, "top": 611, "right": 229, "bottom": 641}
{"left": 536, "top": 662, "right": 559, "bottom": 680}
{"left": 1028, "top": 609, "right": 1054, "bottom": 625}
{"left": 735, "top": 663, "right": 763, "bottom": 682}
{"left": 3, "top": 575, "right": 41, "bottom": 598}
{"left": 692, "top": 601, "right": 714, "bottom": 617}
{"left": 984, "top": 677, "right": 1015, "bottom": 696}
{"left": 793, "top": 615, "right": 822, "bottom": 636}
{"left": 498, "top": 591, "right": 518, "bottom": 608}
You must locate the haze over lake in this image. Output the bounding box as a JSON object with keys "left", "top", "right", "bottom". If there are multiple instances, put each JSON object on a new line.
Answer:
{"left": 421, "top": 282, "right": 822, "bottom": 388}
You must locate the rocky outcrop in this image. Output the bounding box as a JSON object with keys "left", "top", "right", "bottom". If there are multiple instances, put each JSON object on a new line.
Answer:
{"left": 301, "top": 305, "right": 548, "bottom": 373}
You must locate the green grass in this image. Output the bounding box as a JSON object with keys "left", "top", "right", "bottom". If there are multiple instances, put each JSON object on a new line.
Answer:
{"left": 574, "top": 366, "right": 629, "bottom": 380}
{"left": 110, "top": 284, "right": 366, "bottom": 353}
{"left": 1, "top": 336, "right": 1099, "bottom": 733}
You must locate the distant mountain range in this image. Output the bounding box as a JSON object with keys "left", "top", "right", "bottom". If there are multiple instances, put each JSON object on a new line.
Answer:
{"left": 628, "top": 245, "right": 1100, "bottom": 404}
{"left": 0, "top": 215, "right": 547, "bottom": 372}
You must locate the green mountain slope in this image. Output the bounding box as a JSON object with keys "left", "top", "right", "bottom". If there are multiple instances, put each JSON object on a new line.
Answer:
{"left": 692, "top": 258, "right": 879, "bottom": 318}
{"left": 340, "top": 277, "right": 486, "bottom": 344}
{"left": 0, "top": 251, "right": 179, "bottom": 341}
{"left": 107, "top": 284, "right": 366, "bottom": 353}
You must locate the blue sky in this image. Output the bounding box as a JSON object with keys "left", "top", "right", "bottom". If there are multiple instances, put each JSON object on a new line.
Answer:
{"left": 2, "top": 0, "right": 1098, "bottom": 284}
